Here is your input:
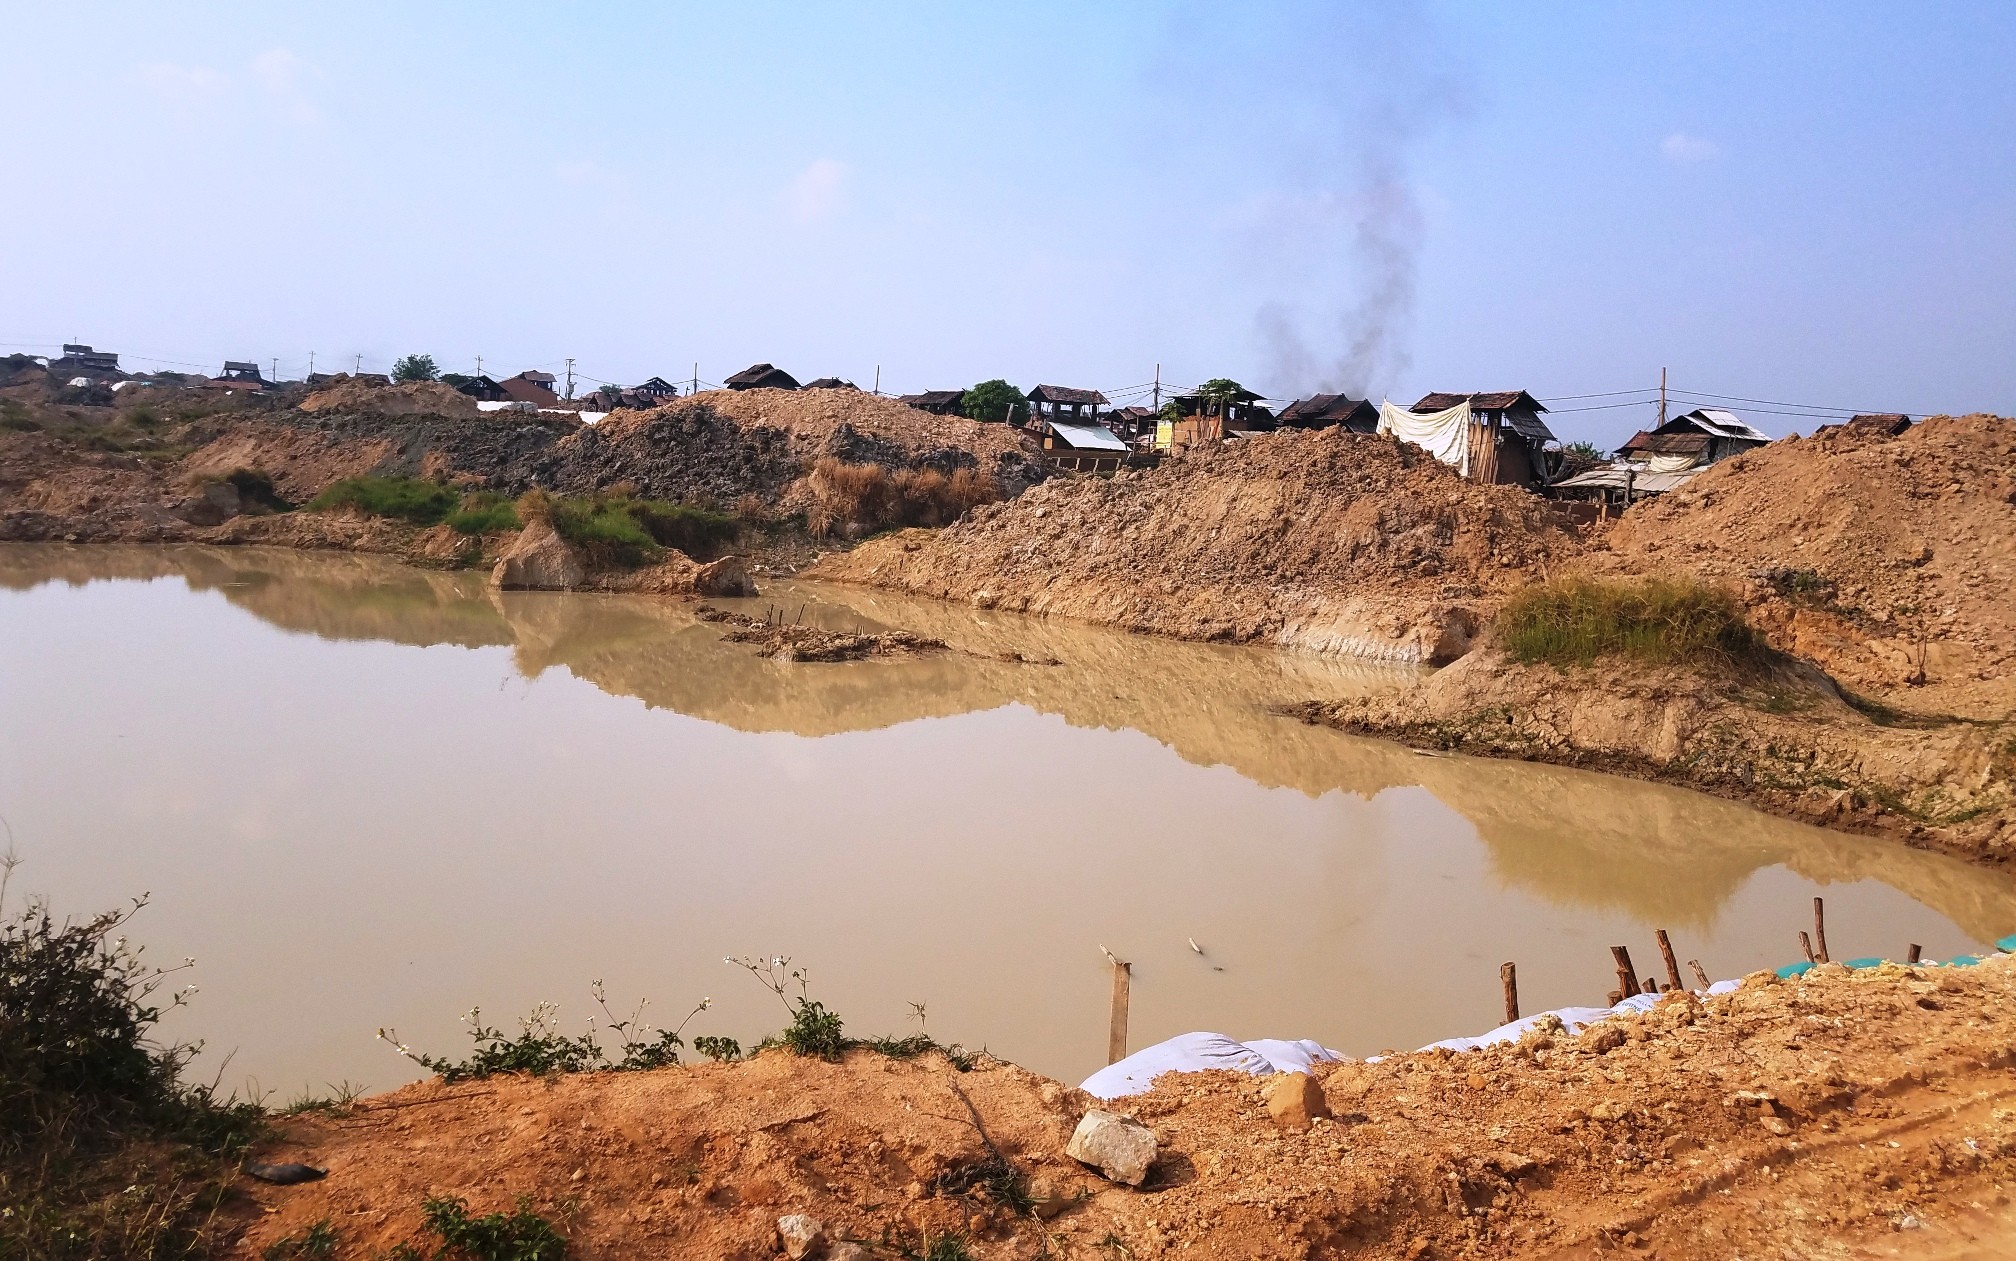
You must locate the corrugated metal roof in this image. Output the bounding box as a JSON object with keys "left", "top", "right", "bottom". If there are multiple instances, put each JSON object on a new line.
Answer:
{"left": 1029, "top": 384, "right": 1109, "bottom": 406}
{"left": 1621, "top": 431, "right": 1710, "bottom": 455}
{"left": 1673, "top": 408, "right": 1770, "bottom": 443}
{"left": 1414, "top": 390, "right": 1548, "bottom": 414}
{"left": 1553, "top": 465, "right": 1703, "bottom": 493}
{"left": 1046, "top": 419, "right": 1127, "bottom": 451}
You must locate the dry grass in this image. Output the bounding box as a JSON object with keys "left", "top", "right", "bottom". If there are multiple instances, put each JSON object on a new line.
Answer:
{"left": 805, "top": 458, "right": 999, "bottom": 536}
{"left": 1496, "top": 575, "right": 1766, "bottom": 668}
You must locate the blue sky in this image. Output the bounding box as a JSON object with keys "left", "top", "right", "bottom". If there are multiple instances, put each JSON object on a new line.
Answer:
{"left": 3, "top": 1, "right": 2011, "bottom": 446}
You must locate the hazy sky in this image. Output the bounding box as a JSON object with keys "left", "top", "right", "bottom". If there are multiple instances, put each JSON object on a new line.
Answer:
{"left": 4, "top": 2, "right": 2012, "bottom": 446}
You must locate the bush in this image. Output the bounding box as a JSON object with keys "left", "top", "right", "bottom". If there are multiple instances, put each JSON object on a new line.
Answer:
{"left": 392, "top": 354, "right": 440, "bottom": 383}
{"left": 380, "top": 985, "right": 709, "bottom": 1083}
{"left": 546, "top": 497, "right": 663, "bottom": 568}
{"left": 307, "top": 476, "right": 459, "bottom": 525}
{"left": 805, "top": 458, "right": 1000, "bottom": 536}
{"left": 417, "top": 1195, "right": 567, "bottom": 1261}
{"left": 445, "top": 491, "right": 522, "bottom": 535}
{"left": 225, "top": 467, "right": 295, "bottom": 512}
{"left": 626, "top": 499, "right": 738, "bottom": 556}
{"left": 1496, "top": 575, "right": 1764, "bottom": 667}
{"left": 962, "top": 379, "right": 1028, "bottom": 426}
{"left": 1, "top": 888, "right": 260, "bottom": 1258}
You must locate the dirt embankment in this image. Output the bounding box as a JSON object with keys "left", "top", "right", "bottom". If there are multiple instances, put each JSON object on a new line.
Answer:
{"left": 1594, "top": 412, "right": 2016, "bottom": 718}
{"left": 237, "top": 957, "right": 2016, "bottom": 1260}
{"left": 1289, "top": 647, "right": 2016, "bottom": 865}
{"left": 814, "top": 429, "right": 1583, "bottom": 664}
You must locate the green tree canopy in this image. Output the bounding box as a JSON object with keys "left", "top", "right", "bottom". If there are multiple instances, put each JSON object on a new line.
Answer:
{"left": 1195, "top": 377, "right": 1249, "bottom": 403}
{"left": 962, "top": 378, "right": 1028, "bottom": 425}
{"left": 392, "top": 354, "right": 439, "bottom": 383}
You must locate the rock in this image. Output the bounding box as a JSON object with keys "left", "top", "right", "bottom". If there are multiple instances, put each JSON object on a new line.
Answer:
{"left": 1261, "top": 1072, "right": 1332, "bottom": 1130}
{"left": 1759, "top": 1115, "right": 1793, "bottom": 1136}
{"left": 776, "top": 1213, "right": 826, "bottom": 1259}
{"left": 694, "top": 554, "right": 757, "bottom": 597}
{"left": 1065, "top": 1109, "right": 1157, "bottom": 1186}
{"left": 828, "top": 1245, "right": 870, "bottom": 1261}
{"left": 1026, "top": 1176, "right": 1074, "bottom": 1219}
{"left": 491, "top": 518, "right": 585, "bottom": 590}
{"left": 1583, "top": 1024, "right": 1628, "bottom": 1054}
{"left": 180, "top": 480, "right": 242, "bottom": 526}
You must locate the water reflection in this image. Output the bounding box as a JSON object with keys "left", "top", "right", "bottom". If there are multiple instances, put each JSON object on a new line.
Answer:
{"left": 3, "top": 543, "right": 2012, "bottom": 1092}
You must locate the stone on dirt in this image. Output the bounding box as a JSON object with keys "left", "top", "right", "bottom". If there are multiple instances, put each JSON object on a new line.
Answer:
{"left": 1262, "top": 1071, "right": 1332, "bottom": 1130}
{"left": 490, "top": 518, "right": 585, "bottom": 590}
{"left": 1065, "top": 1109, "right": 1157, "bottom": 1186}
{"left": 776, "top": 1211, "right": 826, "bottom": 1259}
{"left": 694, "top": 554, "right": 757, "bottom": 597}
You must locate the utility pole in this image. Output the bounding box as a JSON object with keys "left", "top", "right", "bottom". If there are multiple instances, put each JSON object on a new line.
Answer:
{"left": 692, "top": 362, "right": 698, "bottom": 395}
{"left": 271, "top": 357, "right": 279, "bottom": 383}
{"left": 308, "top": 350, "right": 315, "bottom": 378}
{"left": 1658, "top": 366, "right": 1668, "bottom": 428}
{"left": 476, "top": 354, "right": 483, "bottom": 377}
{"left": 1152, "top": 363, "right": 1161, "bottom": 411}
{"left": 564, "top": 357, "right": 575, "bottom": 400}
{"left": 873, "top": 365, "right": 880, "bottom": 396}
{"left": 354, "top": 354, "right": 361, "bottom": 374}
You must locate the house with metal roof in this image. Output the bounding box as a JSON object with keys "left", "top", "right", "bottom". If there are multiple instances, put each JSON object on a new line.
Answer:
{"left": 500, "top": 370, "right": 560, "bottom": 407}
{"left": 1276, "top": 393, "right": 1378, "bottom": 433}
{"left": 1619, "top": 409, "right": 1770, "bottom": 466}
{"left": 897, "top": 389, "right": 967, "bottom": 415}
{"left": 1407, "top": 391, "right": 1556, "bottom": 487}
{"left": 802, "top": 377, "right": 858, "bottom": 391}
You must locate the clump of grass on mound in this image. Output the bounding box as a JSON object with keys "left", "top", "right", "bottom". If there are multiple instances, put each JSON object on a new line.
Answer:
{"left": 1, "top": 877, "right": 262, "bottom": 1259}
{"left": 444, "top": 490, "right": 522, "bottom": 536}
{"left": 379, "top": 983, "right": 708, "bottom": 1083}
{"left": 307, "top": 475, "right": 459, "bottom": 525}
{"left": 806, "top": 458, "right": 999, "bottom": 536}
{"left": 520, "top": 489, "right": 739, "bottom": 568}
{"left": 1496, "top": 575, "right": 1764, "bottom": 668}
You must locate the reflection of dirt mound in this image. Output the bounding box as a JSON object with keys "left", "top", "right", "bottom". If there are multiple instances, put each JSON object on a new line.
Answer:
{"left": 242, "top": 959, "right": 2016, "bottom": 1261}
{"left": 813, "top": 428, "right": 1582, "bottom": 663}
{"left": 1596, "top": 413, "right": 2016, "bottom": 715}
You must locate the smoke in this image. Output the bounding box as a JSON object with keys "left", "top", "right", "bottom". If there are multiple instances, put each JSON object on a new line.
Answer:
{"left": 1250, "top": 5, "right": 1459, "bottom": 400}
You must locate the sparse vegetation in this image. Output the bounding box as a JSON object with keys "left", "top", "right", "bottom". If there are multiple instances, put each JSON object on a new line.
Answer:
{"left": 804, "top": 457, "right": 1000, "bottom": 536}
{"left": 379, "top": 983, "right": 710, "bottom": 1083}
{"left": 692, "top": 1035, "right": 743, "bottom": 1063}
{"left": 1496, "top": 575, "right": 1764, "bottom": 667}
{"left": 221, "top": 467, "right": 295, "bottom": 512}
{"left": 731, "top": 956, "right": 974, "bottom": 1067}
{"left": 412, "top": 1194, "right": 568, "bottom": 1261}
{"left": 0, "top": 871, "right": 262, "bottom": 1260}
{"left": 444, "top": 491, "right": 522, "bottom": 535}
{"left": 264, "top": 1217, "right": 340, "bottom": 1259}
{"left": 521, "top": 490, "right": 738, "bottom": 566}
{"left": 308, "top": 475, "right": 459, "bottom": 525}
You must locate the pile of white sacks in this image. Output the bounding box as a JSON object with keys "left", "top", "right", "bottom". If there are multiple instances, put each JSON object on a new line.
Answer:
{"left": 1081, "top": 982, "right": 1743, "bottom": 1100}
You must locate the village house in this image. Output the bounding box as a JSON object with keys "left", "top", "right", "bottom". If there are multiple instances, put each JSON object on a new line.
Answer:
{"left": 1617, "top": 408, "right": 1770, "bottom": 466}
{"left": 1026, "top": 384, "right": 1109, "bottom": 427}
{"left": 48, "top": 344, "right": 124, "bottom": 379}
{"left": 1276, "top": 393, "right": 1378, "bottom": 433}
{"left": 455, "top": 374, "right": 512, "bottom": 402}
{"left": 897, "top": 389, "right": 966, "bottom": 415}
{"left": 496, "top": 370, "right": 560, "bottom": 407}
{"left": 1154, "top": 383, "right": 1274, "bottom": 453}
{"left": 1105, "top": 404, "right": 1156, "bottom": 441}
{"left": 633, "top": 376, "right": 681, "bottom": 402}
{"left": 1403, "top": 390, "right": 1556, "bottom": 487}
{"left": 725, "top": 363, "right": 800, "bottom": 390}
{"left": 802, "top": 377, "right": 858, "bottom": 390}
{"left": 203, "top": 360, "right": 268, "bottom": 393}
{"left": 1025, "top": 385, "right": 1126, "bottom": 471}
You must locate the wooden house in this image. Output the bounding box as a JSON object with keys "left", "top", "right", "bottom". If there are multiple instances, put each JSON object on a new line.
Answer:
{"left": 455, "top": 374, "right": 512, "bottom": 402}
{"left": 1105, "top": 405, "right": 1156, "bottom": 440}
{"left": 1026, "top": 384, "right": 1109, "bottom": 427}
{"left": 802, "top": 377, "right": 858, "bottom": 391}
{"left": 633, "top": 376, "right": 681, "bottom": 401}
{"left": 1276, "top": 393, "right": 1377, "bottom": 433}
{"left": 1618, "top": 409, "right": 1770, "bottom": 466}
{"left": 500, "top": 371, "right": 560, "bottom": 407}
{"left": 725, "top": 363, "right": 800, "bottom": 391}
{"left": 1038, "top": 417, "right": 1129, "bottom": 472}
{"left": 49, "top": 344, "right": 123, "bottom": 378}
{"left": 898, "top": 389, "right": 967, "bottom": 415}
{"left": 1409, "top": 391, "right": 1555, "bottom": 487}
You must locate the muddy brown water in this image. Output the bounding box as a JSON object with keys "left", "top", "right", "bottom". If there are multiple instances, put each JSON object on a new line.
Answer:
{"left": 4, "top": 543, "right": 2014, "bottom": 1098}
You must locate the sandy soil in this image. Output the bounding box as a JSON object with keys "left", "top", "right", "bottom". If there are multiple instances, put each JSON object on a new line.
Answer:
{"left": 233, "top": 956, "right": 2016, "bottom": 1260}
{"left": 813, "top": 429, "right": 1584, "bottom": 664}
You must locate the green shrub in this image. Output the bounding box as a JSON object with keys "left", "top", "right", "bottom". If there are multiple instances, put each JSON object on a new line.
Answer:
{"left": 446, "top": 492, "right": 522, "bottom": 535}
{"left": 626, "top": 499, "right": 738, "bottom": 556}
{"left": 546, "top": 497, "right": 663, "bottom": 568}
{"left": 225, "top": 467, "right": 295, "bottom": 512}
{"left": 380, "top": 985, "right": 707, "bottom": 1082}
{"left": 418, "top": 1195, "right": 567, "bottom": 1261}
{"left": 307, "top": 476, "right": 458, "bottom": 525}
{"left": 1496, "top": 576, "right": 1763, "bottom": 667}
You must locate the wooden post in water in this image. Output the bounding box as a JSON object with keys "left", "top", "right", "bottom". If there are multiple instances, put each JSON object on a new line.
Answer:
{"left": 1908, "top": 943, "right": 1923, "bottom": 965}
{"left": 1610, "top": 946, "right": 1642, "bottom": 998}
{"left": 1812, "top": 897, "right": 1830, "bottom": 963}
{"left": 1799, "top": 931, "right": 1817, "bottom": 964}
{"left": 1689, "top": 959, "right": 1712, "bottom": 990}
{"left": 1655, "top": 930, "right": 1683, "bottom": 991}
{"left": 1107, "top": 960, "right": 1132, "bottom": 1065}
{"left": 1500, "top": 962, "right": 1519, "bottom": 1025}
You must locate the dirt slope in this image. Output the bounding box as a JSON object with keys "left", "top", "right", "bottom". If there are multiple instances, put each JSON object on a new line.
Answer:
{"left": 813, "top": 428, "right": 1583, "bottom": 663}
{"left": 1595, "top": 413, "right": 2016, "bottom": 717}
{"left": 1291, "top": 647, "right": 2016, "bottom": 865}
{"left": 236, "top": 957, "right": 2016, "bottom": 1260}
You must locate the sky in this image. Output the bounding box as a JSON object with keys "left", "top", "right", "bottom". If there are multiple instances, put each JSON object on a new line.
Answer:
{"left": 3, "top": 1, "right": 2013, "bottom": 448}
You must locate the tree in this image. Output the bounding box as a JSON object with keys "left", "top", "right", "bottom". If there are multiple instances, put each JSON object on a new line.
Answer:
{"left": 962, "top": 379, "right": 1028, "bottom": 426}
{"left": 392, "top": 354, "right": 439, "bottom": 383}
{"left": 439, "top": 372, "right": 473, "bottom": 389}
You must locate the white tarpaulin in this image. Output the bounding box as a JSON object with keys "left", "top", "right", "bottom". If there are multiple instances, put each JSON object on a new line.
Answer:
{"left": 1377, "top": 399, "right": 1472, "bottom": 476}
{"left": 1644, "top": 452, "right": 1701, "bottom": 474}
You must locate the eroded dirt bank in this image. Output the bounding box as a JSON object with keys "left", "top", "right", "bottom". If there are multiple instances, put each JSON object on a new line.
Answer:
{"left": 237, "top": 957, "right": 2016, "bottom": 1259}
{"left": 812, "top": 429, "right": 1583, "bottom": 664}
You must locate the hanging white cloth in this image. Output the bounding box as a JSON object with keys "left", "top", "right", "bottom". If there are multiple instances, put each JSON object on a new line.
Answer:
{"left": 1378, "top": 399, "right": 1473, "bottom": 476}
{"left": 1644, "top": 452, "right": 1703, "bottom": 474}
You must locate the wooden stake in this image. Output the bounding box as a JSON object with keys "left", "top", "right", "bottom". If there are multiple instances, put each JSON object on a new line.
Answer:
{"left": 1644, "top": 976, "right": 1660, "bottom": 996}
{"left": 1500, "top": 962, "right": 1519, "bottom": 1025}
{"left": 1107, "top": 959, "right": 1132, "bottom": 1065}
{"left": 1688, "top": 959, "right": 1711, "bottom": 989}
{"left": 1655, "top": 929, "right": 1683, "bottom": 991}
{"left": 1610, "top": 946, "right": 1642, "bottom": 998}
{"left": 1799, "top": 931, "right": 1816, "bottom": 964}
{"left": 1907, "top": 943, "right": 1923, "bottom": 965}
{"left": 1812, "top": 897, "right": 1830, "bottom": 963}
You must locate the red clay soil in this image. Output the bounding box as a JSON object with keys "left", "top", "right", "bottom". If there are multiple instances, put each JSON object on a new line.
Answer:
{"left": 813, "top": 429, "right": 1584, "bottom": 664}
{"left": 234, "top": 957, "right": 2016, "bottom": 1259}
{"left": 1593, "top": 413, "right": 2016, "bottom": 719}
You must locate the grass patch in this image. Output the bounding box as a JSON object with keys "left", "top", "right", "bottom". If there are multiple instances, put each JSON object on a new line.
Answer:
{"left": 1496, "top": 575, "right": 1765, "bottom": 668}
{"left": 307, "top": 476, "right": 458, "bottom": 525}
{"left": 805, "top": 458, "right": 1000, "bottom": 537}
{"left": 1, "top": 875, "right": 264, "bottom": 1260}
{"left": 406, "top": 1195, "right": 568, "bottom": 1261}
{"left": 444, "top": 491, "right": 522, "bottom": 536}
{"left": 264, "top": 1217, "right": 340, "bottom": 1259}
{"left": 521, "top": 491, "right": 739, "bottom": 568}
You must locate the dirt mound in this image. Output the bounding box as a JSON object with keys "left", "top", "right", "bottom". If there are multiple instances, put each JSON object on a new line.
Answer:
{"left": 814, "top": 428, "right": 1583, "bottom": 662}
{"left": 235, "top": 957, "right": 2016, "bottom": 1259}
{"left": 299, "top": 378, "right": 482, "bottom": 419}
{"left": 697, "top": 604, "right": 948, "bottom": 661}
{"left": 1292, "top": 646, "right": 2016, "bottom": 864}
{"left": 1596, "top": 413, "right": 2016, "bottom": 716}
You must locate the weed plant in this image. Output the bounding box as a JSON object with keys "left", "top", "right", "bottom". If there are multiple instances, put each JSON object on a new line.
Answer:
{"left": 381, "top": 984, "right": 709, "bottom": 1082}
{"left": 1496, "top": 575, "right": 1764, "bottom": 668}
{"left": 804, "top": 458, "right": 999, "bottom": 536}
{"left": 221, "top": 467, "right": 295, "bottom": 512}
{"left": 307, "top": 475, "right": 459, "bottom": 525}
{"left": 263, "top": 1217, "right": 339, "bottom": 1259}
{"left": 405, "top": 1195, "right": 569, "bottom": 1261}
{"left": 730, "top": 957, "right": 975, "bottom": 1068}
{"left": 444, "top": 491, "right": 522, "bottom": 535}
{"left": 0, "top": 863, "right": 262, "bottom": 1259}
